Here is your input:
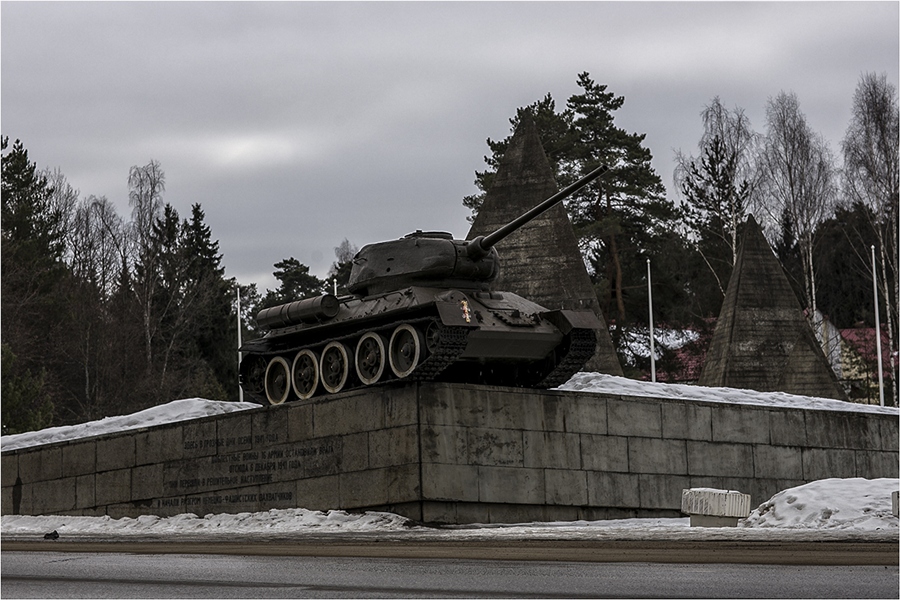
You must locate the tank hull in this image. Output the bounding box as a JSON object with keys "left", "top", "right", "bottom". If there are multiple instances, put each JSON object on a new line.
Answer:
{"left": 239, "top": 286, "right": 600, "bottom": 404}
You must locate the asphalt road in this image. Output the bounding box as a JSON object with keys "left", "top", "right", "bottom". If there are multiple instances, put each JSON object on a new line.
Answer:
{"left": 3, "top": 550, "right": 899, "bottom": 599}
{"left": 3, "top": 536, "right": 898, "bottom": 565}
{"left": 3, "top": 536, "right": 899, "bottom": 599}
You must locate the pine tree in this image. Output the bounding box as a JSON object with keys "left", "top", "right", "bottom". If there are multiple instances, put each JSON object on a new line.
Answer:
{"left": 462, "top": 73, "right": 680, "bottom": 356}
{"left": 1, "top": 137, "right": 70, "bottom": 430}
{"left": 1, "top": 343, "right": 53, "bottom": 435}
{"left": 180, "top": 204, "right": 236, "bottom": 401}
{"left": 262, "top": 258, "right": 325, "bottom": 308}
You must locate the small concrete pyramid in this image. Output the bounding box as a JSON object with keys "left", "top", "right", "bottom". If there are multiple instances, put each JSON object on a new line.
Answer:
{"left": 698, "top": 216, "right": 847, "bottom": 400}
{"left": 466, "top": 113, "right": 622, "bottom": 375}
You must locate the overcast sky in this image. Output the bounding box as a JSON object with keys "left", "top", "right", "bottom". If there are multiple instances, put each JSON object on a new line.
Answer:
{"left": 2, "top": 2, "right": 897, "bottom": 291}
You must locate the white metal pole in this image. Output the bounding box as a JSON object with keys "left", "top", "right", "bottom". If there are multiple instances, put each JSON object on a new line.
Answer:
{"left": 237, "top": 285, "right": 244, "bottom": 403}
{"left": 647, "top": 259, "right": 656, "bottom": 383}
{"left": 871, "top": 246, "right": 885, "bottom": 407}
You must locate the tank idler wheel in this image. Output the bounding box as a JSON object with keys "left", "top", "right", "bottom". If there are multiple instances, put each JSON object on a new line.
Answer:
{"left": 389, "top": 324, "right": 424, "bottom": 378}
{"left": 242, "top": 355, "right": 267, "bottom": 398}
{"left": 320, "top": 341, "right": 350, "bottom": 394}
{"left": 264, "top": 356, "right": 292, "bottom": 405}
{"left": 292, "top": 349, "right": 319, "bottom": 400}
{"left": 355, "top": 332, "right": 387, "bottom": 385}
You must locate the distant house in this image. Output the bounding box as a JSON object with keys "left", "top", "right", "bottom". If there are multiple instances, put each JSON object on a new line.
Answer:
{"left": 635, "top": 321, "right": 715, "bottom": 385}
{"left": 839, "top": 326, "right": 895, "bottom": 404}
{"left": 632, "top": 314, "right": 894, "bottom": 406}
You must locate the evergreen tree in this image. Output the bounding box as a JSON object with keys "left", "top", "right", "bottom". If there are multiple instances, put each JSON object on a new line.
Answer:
{"left": 262, "top": 258, "right": 325, "bottom": 308}
{"left": 1, "top": 137, "right": 66, "bottom": 267}
{"left": 674, "top": 98, "right": 760, "bottom": 321}
{"left": 1, "top": 137, "right": 71, "bottom": 430}
{"left": 678, "top": 136, "right": 749, "bottom": 299}
{"left": 815, "top": 203, "right": 880, "bottom": 328}
{"left": 463, "top": 94, "right": 577, "bottom": 218}
{"left": 462, "top": 73, "right": 680, "bottom": 357}
{"left": 1, "top": 343, "right": 53, "bottom": 435}
{"left": 180, "top": 204, "right": 236, "bottom": 401}
{"left": 563, "top": 73, "right": 676, "bottom": 335}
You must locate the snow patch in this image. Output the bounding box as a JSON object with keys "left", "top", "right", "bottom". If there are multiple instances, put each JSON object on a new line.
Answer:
{"left": 1, "top": 508, "right": 411, "bottom": 536}
{"left": 1, "top": 398, "right": 262, "bottom": 452}
{"left": 742, "top": 478, "right": 900, "bottom": 530}
{"left": 557, "top": 372, "right": 897, "bottom": 415}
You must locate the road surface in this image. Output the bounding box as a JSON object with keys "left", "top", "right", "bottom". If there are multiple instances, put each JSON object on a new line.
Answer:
{"left": 3, "top": 550, "right": 898, "bottom": 598}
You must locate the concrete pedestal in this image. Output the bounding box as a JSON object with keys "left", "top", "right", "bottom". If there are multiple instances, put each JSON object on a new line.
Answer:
{"left": 2, "top": 382, "right": 897, "bottom": 524}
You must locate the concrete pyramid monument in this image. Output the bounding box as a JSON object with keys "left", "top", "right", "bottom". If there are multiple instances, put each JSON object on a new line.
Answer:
{"left": 698, "top": 215, "right": 847, "bottom": 400}
{"left": 466, "top": 114, "right": 622, "bottom": 375}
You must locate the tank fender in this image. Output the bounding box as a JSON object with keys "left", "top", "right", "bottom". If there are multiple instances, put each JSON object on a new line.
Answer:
{"left": 540, "top": 309, "right": 602, "bottom": 335}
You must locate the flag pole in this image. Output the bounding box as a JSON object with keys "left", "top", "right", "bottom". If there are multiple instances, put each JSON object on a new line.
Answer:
{"left": 871, "top": 246, "right": 884, "bottom": 407}
{"left": 647, "top": 259, "right": 656, "bottom": 383}
{"left": 237, "top": 285, "right": 244, "bottom": 403}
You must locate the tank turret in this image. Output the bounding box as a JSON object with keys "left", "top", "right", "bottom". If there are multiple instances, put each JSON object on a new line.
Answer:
{"left": 347, "top": 165, "right": 608, "bottom": 296}
{"left": 240, "top": 165, "right": 609, "bottom": 404}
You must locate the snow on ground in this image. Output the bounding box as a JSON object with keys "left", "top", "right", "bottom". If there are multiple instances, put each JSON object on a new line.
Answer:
{"left": 1, "top": 508, "right": 411, "bottom": 537}
{"left": 0, "top": 398, "right": 262, "bottom": 452}
{"left": 2, "top": 479, "right": 897, "bottom": 540}
{"left": 558, "top": 372, "right": 898, "bottom": 415}
{"left": 743, "top": 478, "right": 899, "bottom": 531}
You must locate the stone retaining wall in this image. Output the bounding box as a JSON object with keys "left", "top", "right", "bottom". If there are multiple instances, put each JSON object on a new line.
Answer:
{"left": 2, "top": 383, "right": 896, "bottom": 523}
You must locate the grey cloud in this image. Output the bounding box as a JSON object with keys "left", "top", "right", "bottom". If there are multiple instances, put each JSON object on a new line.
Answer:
{"left": 2, "top": 2, "right": 897, "bottom": 292}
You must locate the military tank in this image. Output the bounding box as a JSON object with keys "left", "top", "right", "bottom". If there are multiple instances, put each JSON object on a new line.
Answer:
{"left": 240, "top": 165, "right": 609, "bottom": 404}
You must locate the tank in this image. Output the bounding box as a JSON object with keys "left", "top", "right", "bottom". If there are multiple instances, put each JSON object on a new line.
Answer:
{"left": 240, "top": 165, "right": 609, "bottom": 404}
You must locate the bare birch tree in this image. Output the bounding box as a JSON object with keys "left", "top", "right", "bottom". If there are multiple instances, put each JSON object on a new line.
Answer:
{"left": 758, "top": 91, "right": 837, "bottom": 322}
{"left": 64, "top": 196, "right": 128, "bottom": 420}
{"left": 128, "top": 160, "right": 165, "bottom": 373}
{"left": 841, "top": 72, "right": 899, "bottom": 394}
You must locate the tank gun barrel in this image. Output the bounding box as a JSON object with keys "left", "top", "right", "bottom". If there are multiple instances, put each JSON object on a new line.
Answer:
{"left": 467, "top": 164, "right": 609, "bottom": 259}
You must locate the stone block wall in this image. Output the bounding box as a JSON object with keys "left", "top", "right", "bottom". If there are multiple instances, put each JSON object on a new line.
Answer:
{"left": 2, "top": 385, "right": 422, "bottom": 519}
{"left": 2, "top": 382, "right": 896, "bottom": 523}
{"left": 414, "top": 385, "right": 897, "bottom": 523}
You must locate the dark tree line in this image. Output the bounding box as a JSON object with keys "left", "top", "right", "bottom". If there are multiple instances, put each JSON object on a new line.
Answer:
{"left": 466, "top": 73, "right": 898, "bottom": 400}
{"left": 1, "top": 135, "right": 363, "bottom": 435}
{"left": 2, "top": 143, "right": 238, "bottom": 433}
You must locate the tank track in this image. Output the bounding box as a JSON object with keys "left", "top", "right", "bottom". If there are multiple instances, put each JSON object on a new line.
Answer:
{"left": 534, "top": 328, "right": 598, "bottom": 389}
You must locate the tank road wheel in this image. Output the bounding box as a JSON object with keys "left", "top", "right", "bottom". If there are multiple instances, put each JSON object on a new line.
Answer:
{"left": 264, "top": 356, "right": 292, "bottom": 405}
{"left": 240, "top": 355, "right": 267, "bottom": 399}
{"left": 291, "top": 349, "right": 319, "bottom": 400}
{"left": 320, "top": 341, "right": 350, "bottom": 394}
{"left": 355, "top": 332, "right": 387, "bottom": 385}
{"left": 389, "top": 324, "right": 424, "bottom": 378}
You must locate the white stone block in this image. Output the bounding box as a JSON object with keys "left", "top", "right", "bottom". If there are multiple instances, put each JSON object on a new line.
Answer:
{"left": 681, "top": 488, "right": 751, "bottom": 518}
